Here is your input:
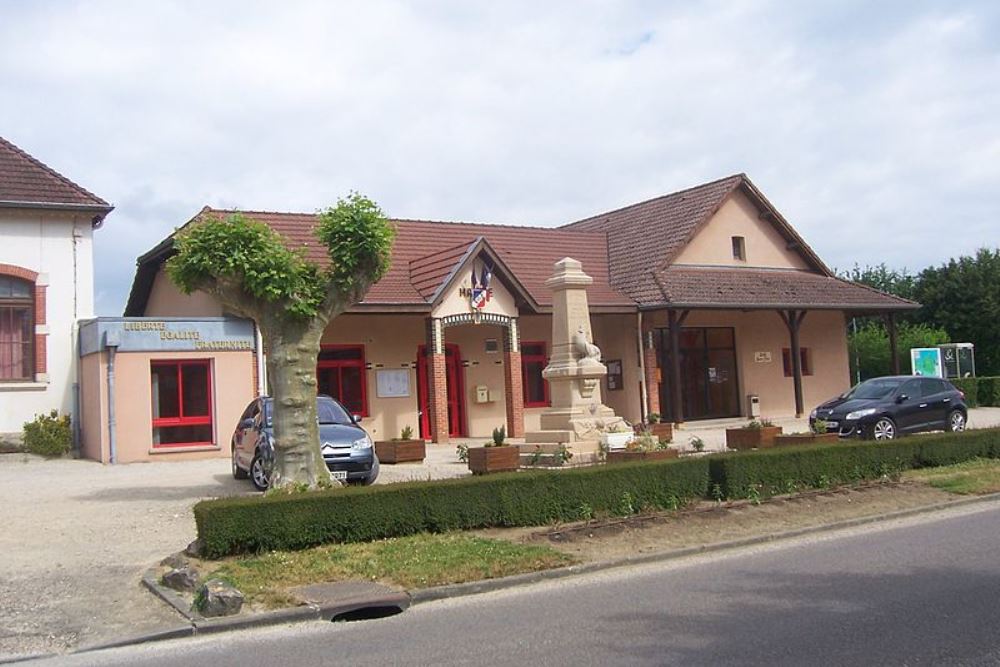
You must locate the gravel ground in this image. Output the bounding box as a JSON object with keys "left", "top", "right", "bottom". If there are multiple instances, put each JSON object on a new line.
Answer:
{"left": 0, "top": 446, "right": 470, "bottom": 659}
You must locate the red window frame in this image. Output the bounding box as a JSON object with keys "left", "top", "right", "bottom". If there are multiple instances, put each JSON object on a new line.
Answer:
{"left": 150, "top": 360, "right": 214, "bottom": 447}
{"left": 317, "top": 344, "right": 369, "bottom": 417}
{"left": 521, "top": 341, "right": 550, "bottom": 408}
{"left": 782, "top": 348, "right": 812, "bottom": 377}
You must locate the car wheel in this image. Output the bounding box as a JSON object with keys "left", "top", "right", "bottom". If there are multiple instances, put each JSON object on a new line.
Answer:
{"left": 250, "top": 453, "right": 270, "bottom": 491}
{"left": 232, "top": 446, "right": 248, "bottom": 480}
{"left": 867, "top": 417, "right": 897, "bottom": 441}
{"left": 947, "top": 410, "right": 966, "bottom": 432}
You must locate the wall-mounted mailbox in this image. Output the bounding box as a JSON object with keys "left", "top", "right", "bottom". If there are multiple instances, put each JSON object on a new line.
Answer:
{"left": 475, "top": 385, "right": 490, "bottom": 403}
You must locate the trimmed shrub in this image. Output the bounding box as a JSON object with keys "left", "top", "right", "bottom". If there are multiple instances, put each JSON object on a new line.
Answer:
{"left": 195, "top": 457, "right": 710, "bottom": 558}
{"left": 710, "top": 428, "right": 1000, "bottom": 499}
{"left": 978, "top": 377, "right": 1000, "bottom": 407}
{"left": 951, "top": 377, "right": 979, "bottom": 408}
{"left": 22, "top": 410, "right": 72, "bottom": 458}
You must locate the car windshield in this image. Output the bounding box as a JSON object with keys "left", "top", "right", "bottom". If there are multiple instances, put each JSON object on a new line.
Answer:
{"left": 264, "top": 398, "right": 353, "bottom": 426}
{"left": 844, "top": 378, "right": 903, "bottom": 400}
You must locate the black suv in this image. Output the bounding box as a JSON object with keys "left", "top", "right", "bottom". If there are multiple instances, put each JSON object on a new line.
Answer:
{"left": 809, "top": 375, "right": 968, "bottom": 440}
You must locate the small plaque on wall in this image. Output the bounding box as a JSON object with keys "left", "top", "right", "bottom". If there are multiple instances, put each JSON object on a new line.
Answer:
{"left": 376, "top": 369, "right": 410, "bottom": 398}
{"left": 606, "top": 359, "right": 623, "bottom": 391}
{"left": 754, "top": 351, "right": 772, "bottom": 363}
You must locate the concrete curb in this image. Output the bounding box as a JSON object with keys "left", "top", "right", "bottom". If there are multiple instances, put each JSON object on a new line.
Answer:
{"left": 63, "top": 490, "right": 1000, "bottom": 657}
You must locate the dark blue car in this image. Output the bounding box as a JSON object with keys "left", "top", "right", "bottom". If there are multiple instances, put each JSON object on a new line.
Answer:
{"left": 231, "top": 395, "right": 379, "bottom": 490}
{"left": 809, "top": 375, "right": 968, "bottom": 441}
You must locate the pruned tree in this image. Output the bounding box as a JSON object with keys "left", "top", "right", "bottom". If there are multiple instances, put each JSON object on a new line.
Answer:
{"left": 166, "top": 193, "right": 395, "bottom": 488}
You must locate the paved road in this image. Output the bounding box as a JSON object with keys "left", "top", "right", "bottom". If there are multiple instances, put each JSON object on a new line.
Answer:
{"left": 30, "top": 500, "right": 1000, "bottom": 666}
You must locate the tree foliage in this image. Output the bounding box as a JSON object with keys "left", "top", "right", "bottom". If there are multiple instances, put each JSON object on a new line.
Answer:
{"left": 847, "top": 321, "right": 950, "bottom": 381}
{"left": 914, "top": 248, "right": 1000, "bottom": 376}
{"left": 166, "top": 193, "right": 395, "bottom": 488}
{"left": 842, "top": 262, "right": 918, "bottom": 303}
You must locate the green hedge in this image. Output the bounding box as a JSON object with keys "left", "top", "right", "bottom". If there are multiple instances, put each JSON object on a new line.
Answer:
{"left": 978, "top": 377, "right": 1000, "bottom": 407}
{"left": 710, "top": 428, "right": 1000, "bottom": 499}
{"left": 951, "top": 378, "right": 979, "bottom": 408}
{"left": 195, "top": 457, "right": 710, "bottom": 558}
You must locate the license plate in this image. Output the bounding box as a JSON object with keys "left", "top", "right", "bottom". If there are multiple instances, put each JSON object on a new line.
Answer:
{"left": 826, "top": 421, "right": 839, "bottom": 429}
{"left": 331, "top": 470, "right": 347, "bottom": 481}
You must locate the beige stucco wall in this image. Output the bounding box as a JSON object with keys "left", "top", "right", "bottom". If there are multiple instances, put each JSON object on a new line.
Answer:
{"left": 145, "top": 271, "right": 224, "bottom": 317}
{"left": 592, "top": 313, "right": 643, "bottom": 424}
{"left": 78, "top": 349, "right": 254, "bottom": 463}
{"left": 645, "top": 309, "right": 850, "bottom": 419}
{"left": 672, "top": 191, "right": 811, "bottom": 270}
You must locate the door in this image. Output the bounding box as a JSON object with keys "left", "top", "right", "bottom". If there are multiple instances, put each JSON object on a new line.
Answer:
{"left": 235, "top": 400, "right": 260, "bottom": 467}
{"left": 894, "top": 379, "right": 927, "bottom": 432}
{"left": 416, "top": 344, "right": 466, "bottom": 439}
{"left": 657, "top": 327, "right": 741, "bottom": 421}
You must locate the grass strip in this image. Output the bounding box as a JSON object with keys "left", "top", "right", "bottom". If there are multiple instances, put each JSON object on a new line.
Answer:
{"left": 204, "top": 533, "right": 575, "bottom": 608}
{"left": 904, "top": 457, "right": 1000, "bottom": 495}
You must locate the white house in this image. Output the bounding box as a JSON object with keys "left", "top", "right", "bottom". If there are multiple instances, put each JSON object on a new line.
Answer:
{"left": 0, "top": 136, "right": 112, "bottom": 440}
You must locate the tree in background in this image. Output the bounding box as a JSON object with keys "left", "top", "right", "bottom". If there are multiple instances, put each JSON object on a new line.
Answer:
{"left": 848, "top": 321, "right": 950, "bottom": 381}
{"left": 166, "top": 194, "right": 395, "bottom": 488}
{"left": 843, "top": 263, "right": 918, "bottom": 304}
{"left": 914, "top": 248, "right": 1000, "bottom": 376}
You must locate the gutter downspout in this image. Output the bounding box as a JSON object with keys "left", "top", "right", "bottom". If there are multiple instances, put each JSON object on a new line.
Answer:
{"left": 255, "top": 322, "right": 266, "bottom": 396}
{"left": 104, "top": 332, "right": 120, "bottom": 464}
{"left": 637, "top": 311, "right": 647, "bottom": 423}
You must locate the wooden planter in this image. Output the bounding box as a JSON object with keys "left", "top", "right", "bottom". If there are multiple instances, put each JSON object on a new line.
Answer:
{"left": 648, "top": 423, "right": 673, "bottom": 443}
{"left": 774, "top": 432, "right": 839, "bottom": 447}
{"left": 374, "top": 439, "right": 426, "bottom": 463}
{"left": 607, "top": 449, "right": 679, "bottom": 464}
{"left": 467, "top": 445, "right": 520, "bottom": 475}
{"left": 725, "top": 426, "right": 783, "bottom": 451}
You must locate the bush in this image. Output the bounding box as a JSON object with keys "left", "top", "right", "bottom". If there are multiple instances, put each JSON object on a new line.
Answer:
{"left": 978, "top": 377, "right": 1000, "bottom": 407}
{"left": 22, "top": 410, "right": 72, "bottom": 458}
{"left": 195, "top": 457, "right": 710, "bottom": 558}
{"left": 951, "top": 377, "right": 979, "bottom": 407}
{"left": 709, "top": 428, "right": 1000, "bottom": 499}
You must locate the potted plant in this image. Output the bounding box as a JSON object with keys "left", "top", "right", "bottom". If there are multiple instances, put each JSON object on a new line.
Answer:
{"left": 374, "top": 425, "right": 426, "bottom": 463}
{"left": 643, "top": 412, "right": 674, "bottom": 443}
{"left": 774, "top": 419, "right": 839, "bottom": 447}
{"left": 600, "top": 420, "right": 634, "bottom": 451}
{"left": 467, "top": 426, "right": 520, "bottom": 475}
{"left": 607, "top": 433, "right": 678, "bottom": 464}
{"left": 725, "top": 419, "right": 783, "bottom": 450}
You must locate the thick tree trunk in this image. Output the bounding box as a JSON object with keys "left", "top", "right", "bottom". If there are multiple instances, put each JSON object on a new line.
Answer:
{"left": 263, "top": 320, "right": 332, "bottom": 489}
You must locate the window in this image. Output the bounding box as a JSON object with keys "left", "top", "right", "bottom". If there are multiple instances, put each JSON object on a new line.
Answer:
{"left": 150, "top": 361, "right": 213, "bottom": 446}
{"left": 782, "top": 348, "right": 812, "bottom": 377}
{"left": 521, "top": 342, "right": 549, "bottom": 407}
{"left": 731, "top": 236, "right": 746, "bottom": 261}
{"left": 0, "top": 276, "right": 33, "bottom": 381}
{"left": 317, "top": 345, "right": 368, "bottom": 416}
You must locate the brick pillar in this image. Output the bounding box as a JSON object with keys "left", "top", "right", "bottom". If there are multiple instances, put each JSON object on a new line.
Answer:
{"left": 503, "top": 318, "right": 524, "bottom": 438}
{"left": 426, "top": 318, "right": 449, "bottom": 444}
{"left": 643, "top": 329, "right": 660, "bottom": 418}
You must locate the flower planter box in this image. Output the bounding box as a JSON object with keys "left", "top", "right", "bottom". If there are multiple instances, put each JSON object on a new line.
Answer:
{"left": 374, "top": 439, "right": 426, "bottom": 463}
{"left": 648, "top": 423, "right": 673, "bottom": 442}
{"left": 774, "top": 432, "right": 840, "bottom": 447}
{"left": 467, "top": 445, "right": 520, "bottom": 475}
{"left": 725, "top": 426, "right": 783, "bottom": 451}
{"left": 606, "top": 448, "right": 679, "bottom": 464}
{"left": 601, "top": 432, "right": 634, "bottom": 451}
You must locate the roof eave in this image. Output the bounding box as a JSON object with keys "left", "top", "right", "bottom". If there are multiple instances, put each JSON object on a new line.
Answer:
{"left": 637, "top": 301, "right": 921, "bottom": 311}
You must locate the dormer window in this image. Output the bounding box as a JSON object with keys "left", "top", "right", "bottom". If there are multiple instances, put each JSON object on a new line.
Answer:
{"left": 731, "top": 236, "right": 746, "bottom": 261}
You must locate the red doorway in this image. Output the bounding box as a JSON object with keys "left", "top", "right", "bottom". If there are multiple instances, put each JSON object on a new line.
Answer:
{"left": 416, "top": 344, "right": 466, "bottom": 439}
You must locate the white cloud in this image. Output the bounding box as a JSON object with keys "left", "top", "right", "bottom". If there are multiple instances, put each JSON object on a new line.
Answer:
{"left": 0, "top": 0, "right": 996, "bottom": 313}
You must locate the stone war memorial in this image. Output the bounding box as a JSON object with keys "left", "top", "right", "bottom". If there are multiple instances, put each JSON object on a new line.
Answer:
{"left": 525, "top": 257, "right": 628, "bottom": 458}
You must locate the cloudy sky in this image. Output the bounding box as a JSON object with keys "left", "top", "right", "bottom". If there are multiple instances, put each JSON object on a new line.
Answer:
{"left": 1, "top": 0, "right": 997, "bottom": 315}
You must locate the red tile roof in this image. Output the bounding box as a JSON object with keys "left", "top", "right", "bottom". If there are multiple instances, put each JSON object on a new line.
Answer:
{"left": 654, "top": 266, "right": 917, "bottom": 310}
{"left": 200, "top": 209, "right": 633, "bottom": 309}
{"left": 0, "top": 136, "right": 111, "bottom": 210}
{"left": 125, "top": 174, "right": 917, "bottom": 315}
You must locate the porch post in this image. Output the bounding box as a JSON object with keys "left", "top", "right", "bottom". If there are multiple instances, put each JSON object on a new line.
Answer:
{"left": 667, "top": 309, "right": 690, "bottom": 424}
{"left": 503, "top": 318, "right": 525, "bottom": 438}
{"left": 780, "top": 309, "right": 808, "bottom": 418}
{"left": 643, "top": 324, "right": 660, "bottom": 417}
{"left": 426, "top": 317, "right": 449, "bottom": 444}
{"left": 885, "top": 312, "right": 900, "bottom": 375}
